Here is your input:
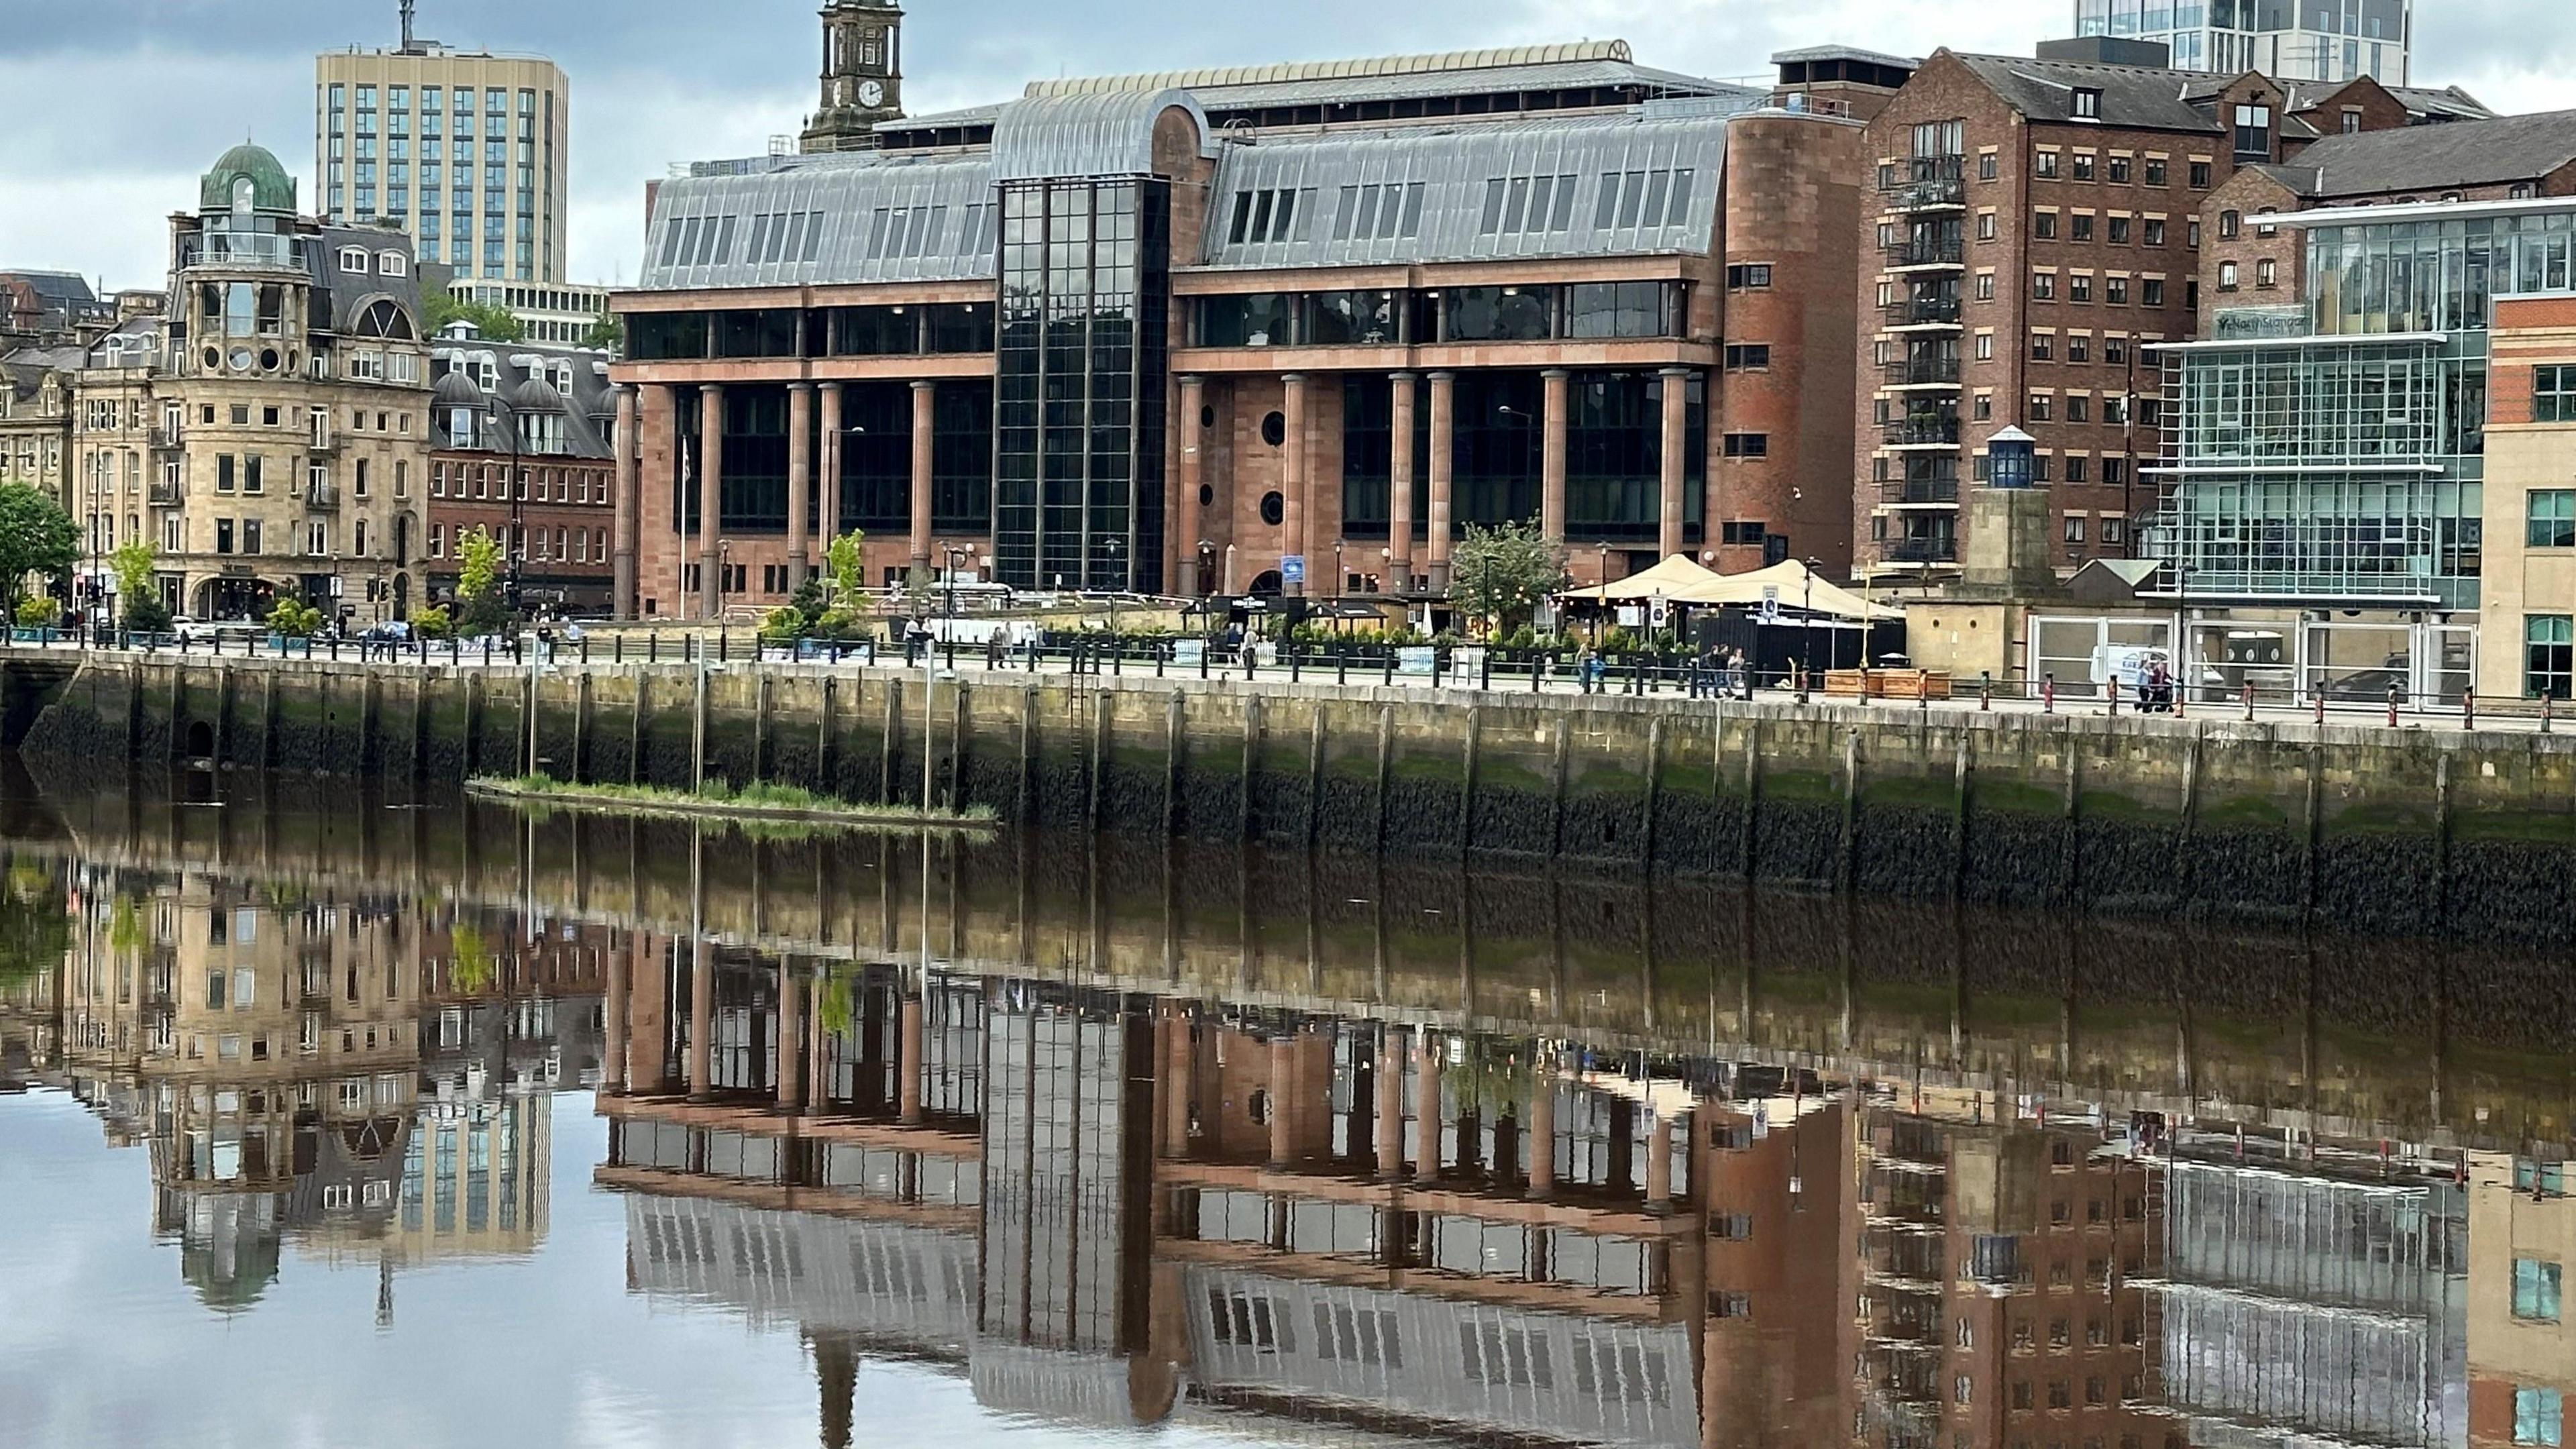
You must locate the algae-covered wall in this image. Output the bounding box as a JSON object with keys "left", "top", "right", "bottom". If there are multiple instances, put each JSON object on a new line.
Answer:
{"left": 26, "top": 654, "right": 2576, "bottom": 944}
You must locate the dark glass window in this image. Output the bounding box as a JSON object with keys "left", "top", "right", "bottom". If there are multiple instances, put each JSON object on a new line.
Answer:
{"left": 1196, "top": 293, "right": 1293, "bottom": 347}
{"left": 1565, "top": 371, "right": 1705, "bottom": 543}
{"left": 712, "top": 309, "right": 801, "bottom": 359}
{"left": 1442, "top": 286, "right": 1554, "bottom": 343}
{"left": 837, "top": 382, "right": 911, "bottom": 531}
{"left": 718, "top": 385, "right": 790, "bottom": 532}
{"left": 1340, "top": 375, "right": 1429, "bottom": 541}
{"left": 924, "top": 303, "right": 993, "bottom": 354}
{"left": 1565, "top": 282, "right": 1674, "bottom": 339}
{"left": 628, "top": 311, "right": 707, "bottom": 361}
{"left": 929, "top": 381, "right": 991, "bottom": 531}
{"left": 1304, "top": 290, "right": 1400, "bottom": 345}
{"left": 828, "top": 307, "right": 916, "bottom": 356}
{"left": 1449, "top": 372, "right": 1544, "bottom": 526}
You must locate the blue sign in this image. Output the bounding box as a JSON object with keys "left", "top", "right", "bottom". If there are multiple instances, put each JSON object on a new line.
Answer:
{"left": 1280, "top": 555, "right": 1307, "bottom": 584}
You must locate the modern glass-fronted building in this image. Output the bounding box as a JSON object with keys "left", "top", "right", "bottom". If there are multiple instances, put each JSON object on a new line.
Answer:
{"left": 2074, "top": 0, "right": 2411, "bottom": 83}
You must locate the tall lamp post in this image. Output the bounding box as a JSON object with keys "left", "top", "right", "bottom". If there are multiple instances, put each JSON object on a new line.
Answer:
{"left": 1799, "top": 556, "right": 1820, "bottom": 704}
{"left": 485, "top": 394, "right": 527, "bottom": 615}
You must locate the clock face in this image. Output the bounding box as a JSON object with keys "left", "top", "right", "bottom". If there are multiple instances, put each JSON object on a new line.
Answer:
{"left": 858, "top": 79, "right": 886, "bottom": 108}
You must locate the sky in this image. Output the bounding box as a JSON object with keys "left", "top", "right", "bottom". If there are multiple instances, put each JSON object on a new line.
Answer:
{"left": 3, "top": 0, "right": 2574, "bottom": 294}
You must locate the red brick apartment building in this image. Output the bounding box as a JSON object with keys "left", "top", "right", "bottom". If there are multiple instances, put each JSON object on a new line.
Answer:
{"left": 1854, "top": 36, "right": 2488, "bottom": 580}
{"left": 606, "top": 3, "right": 1910, "bottom": 619}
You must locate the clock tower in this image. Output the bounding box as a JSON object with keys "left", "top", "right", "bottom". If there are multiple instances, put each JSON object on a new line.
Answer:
{"left": 801, "top": 0, "right": 905, "bottom": 154}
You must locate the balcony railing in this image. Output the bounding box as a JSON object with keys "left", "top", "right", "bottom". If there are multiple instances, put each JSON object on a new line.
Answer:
{"left": 1883, "top": 417, "right": 1960, "bottom": 447}
{"left": 1884, "top": 156, "right": 1966, "bottom": 210}
{"left": 1884, "top": 294, "right": 1962, "bottom": 326}
{"left": 1884, "top": 236, "right": 1964, "bottom": 267}
{"left": 148, "top": 427, "right": 182, "bottom": 451}
{"left": 177, "top": 231, "right": 305, "bottom": 271}
{"left": 1880, "top": 478, "right": 1960, "bottom": 505}
{"left": 1884, "top": 536, "right": 1959, "bottom": 564}
{"left": 148, "top": 481, "right": 182, "bottom": 507}
{"left": 305, "top": 482, "right": 341, "bottom": 510}
{"left": 1884, "top": 356, "right": 1962, "bottom": 386}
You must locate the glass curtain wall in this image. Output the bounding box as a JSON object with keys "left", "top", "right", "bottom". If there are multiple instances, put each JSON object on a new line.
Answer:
{"left": 838, "top": 381, "right": 913, "bottom": 533}
{"left": 1339, "top": 377, "right": 1429, "bottom": 541}
{"left": 994, "top": 178, "right": 1167, "bottom": 592}
{"left": 1565, "top": 371, "right": 1703, "bottom": 543}
{"left": 930, "top": 382, "right": 994, "bottom": 533}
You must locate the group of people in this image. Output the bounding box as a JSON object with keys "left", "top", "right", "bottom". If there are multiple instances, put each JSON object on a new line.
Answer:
{"left": 1572, "top": 643, "right": 1758, "bottom": 698}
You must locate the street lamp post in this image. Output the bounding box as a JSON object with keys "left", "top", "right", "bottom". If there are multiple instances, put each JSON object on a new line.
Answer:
{"left": 1799, "top": 557, "right": 1819, "bottom": 704}
{"left": 486, "top": 396, "right": 526, "bottom": 617}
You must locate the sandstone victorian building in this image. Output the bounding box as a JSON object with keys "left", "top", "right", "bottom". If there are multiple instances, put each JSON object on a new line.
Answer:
{"left": 608, "top": 19, "right": 1894, "bottom": 619}
{"left": 70, "top": 145, "right": 431, "bottom": 623}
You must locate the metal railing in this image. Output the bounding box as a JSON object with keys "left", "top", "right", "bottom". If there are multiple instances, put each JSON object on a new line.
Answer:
{"left": 1884, "top": 236, "right": 1964, "bottom": 267}
{"left": 1884, "top": 295, "right": 1963, "bottom": 327}
{"left": 1879, "top": 478, "right": 1960, "bottom": 505}
{"left": 1884, "top": 356, "right": 1962, "bottom": 386}
{"left": 305, "top": 482, "right": 341, "bottom": 509}
{"left": 1883, "top": 156, "right": 1966, "bottom": 210}
{"left": 1882, "top": 417, "right": 1961, "bottom": 447}
{"left": 1882, "top": 537, "right": 1958, "bottom": 564}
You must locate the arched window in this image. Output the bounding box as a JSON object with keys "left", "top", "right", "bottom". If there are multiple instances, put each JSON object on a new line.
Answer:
{"left": 339, "top": 246, "right": 372, "bottom": 273}
{"left": 377, "top": 251, "right": 409, "bottom": 278}
{"left": 356, "top": 299, "right": 415, "bottom": 340}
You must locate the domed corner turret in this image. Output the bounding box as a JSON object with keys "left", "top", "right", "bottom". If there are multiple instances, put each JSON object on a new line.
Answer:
{"left": 431, "top": 367, "right": 487, "bottom": 413}
{"left": 200, "top": 143, "right": 299, "bottom": 217}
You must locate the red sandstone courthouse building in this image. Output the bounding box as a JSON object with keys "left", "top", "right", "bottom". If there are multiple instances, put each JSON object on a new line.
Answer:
{"left": 608, "top": 13, "right": 1917, "bottom": 619}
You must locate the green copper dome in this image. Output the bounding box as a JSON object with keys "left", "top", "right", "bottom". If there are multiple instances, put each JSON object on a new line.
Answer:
{"left": 199, "top": 144, "right": 297, "bottom": 215}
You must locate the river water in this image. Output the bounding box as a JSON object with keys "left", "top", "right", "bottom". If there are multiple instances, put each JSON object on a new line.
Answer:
{"left": 0, "top": 761, "right": 2566, "bottom": 1449}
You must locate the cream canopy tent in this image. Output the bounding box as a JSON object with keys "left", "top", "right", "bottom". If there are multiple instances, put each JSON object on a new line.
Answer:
{"left": 1559, "top": 556, "right": 1899, "bottom": 621}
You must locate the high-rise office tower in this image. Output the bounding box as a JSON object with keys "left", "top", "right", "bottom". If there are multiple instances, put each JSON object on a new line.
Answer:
{"left": 316, "top": 1, "right": 570, "bottom": 283}
{"left": 2074, "top": 0, "right": 2410, "bottom": 83}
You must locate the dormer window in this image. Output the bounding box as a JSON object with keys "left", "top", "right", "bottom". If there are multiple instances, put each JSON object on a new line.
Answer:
{"left": 338, "top": 246, "right": 371, "bottom": 273}
{"left": 377, "top": 251, "right": 408, "bottom": 278}
{"left": 2232, "top": 104, "right": 2273, "bottom": 160}
{"left": 2072, "top": 88, "right": 2102, "bottom": 120}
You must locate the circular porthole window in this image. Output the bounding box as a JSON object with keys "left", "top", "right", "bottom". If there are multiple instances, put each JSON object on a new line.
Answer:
{"left": 229, "top": 349, "right": 254, "bottom": 372}
{"left": 1260, "top": 490, "right": 1285, "bottom": 526}
{"left": 1199, "top": 404, "right": 1216, "bottom": 429}
{"left": 1198, "top": 484, "right": 1214, "bottom": 508}
{"left": 1260, "top": 411, "right": 1286, "bottom": 447}
{"left": 258, "top": 347, "right": 280, "bottom": 372}
{"left": 202, "top": 347, "right": 221, "bottom": 371}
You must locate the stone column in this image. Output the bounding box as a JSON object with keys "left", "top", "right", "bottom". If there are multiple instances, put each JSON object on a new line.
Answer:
{"left": 1646, "top": 1111, "right": 1677, "bottom": 1215}
{"left": 1426, "top": 372, "right": 1456, "bottom": 590}
{"left": 1267, "top": 1032, "right": 1297, "bottom": 1169}
{"left": 1175, "top": 376, "right": 1205, "bottom": 593}
{"left": 775, "top": 959, "right": 804, "bottom": 1111}
{"left": 1374, "top": 1024, "right": 1407, "bottom": 1179}
{"left": 909, "top": 381, "right": 936, "bottom": 582}
{"left": 786, "top": 382, "right": 814, "bottom": 587}
{"left": 1387, "top": 373, "right": 1417, "bottom": 592}
{"left": 1658, "top": 368, "right": 1690, "bottom": 562}
{"left": 1541, "top": 368, "right": 1571, "bottom": 544}
{"left": 1414, "top": 1028, "right": 1444, "bottom": 1180}
{"left": 602, "top": 931, "right": 630, "bottom": 1095}
{"left": 817, "top": 382, "right": 844, "bottom": 551}
{"left": 1281, "top": 373, "right": 1309, "bottom": 596}
{"left": 806, "top": 975, "right": 832, "bottom": 1110}
{"left": 1527, "top": 1061, "right": 1556, "bottom": 1197}
{"left": 686, "top": 941, "right": 714, "bottom": 1101}
{"left": 627, "top": 935, "right": 665, "bottom": 1094}
{"left": 612, "top": 385, "right": 641, "bottom": 619}
{"left": 898, "top": 990, "right": 924, "bottom": 1125}
{"left": 697, "top": 384, "right": 724, "bottom": 618}
{"left": 1161, "top": 1008, "right": 1195, "bottom": 1161}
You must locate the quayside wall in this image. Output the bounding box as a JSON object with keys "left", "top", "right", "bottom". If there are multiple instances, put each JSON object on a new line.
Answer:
{"left": 23, "top": 655, "right": 2575, "bottom": 943}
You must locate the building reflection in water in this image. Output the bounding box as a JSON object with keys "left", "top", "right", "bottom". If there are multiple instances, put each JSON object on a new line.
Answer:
{"left": 22, "top": 770, "right": 2576, "bottom": 1447}
{"left": 22, "top": 846, "right": 607, "bottom": 1316}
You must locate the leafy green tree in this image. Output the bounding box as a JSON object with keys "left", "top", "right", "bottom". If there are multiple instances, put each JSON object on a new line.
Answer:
{"left": 455, "top": 525, "right": 512, "bottom": 636}
{"left": 0, "top": 861, "right": 68, "bottom": 995}
{"left": 1450, "top": 520, "right": 1566, "bottom": 636}
{"left": 582, "top": 313, "right": 625, "bottom": 353}
{"left": 824, "top": 530, "right": 865, "bottom": 601}
{"left": 14, "top": 597, "right": 58, "bottom": 628}
{"left": 423, "top": 291, "right": 526, "bottom": 343}
{"left": 107, "top": 537, "right": 167, "bottom": 632}
{"left": 0, "top": 483, "right": 77, "bottom": 612}
{"left": 411, "top": 604, "right": 453, "bottom": 640}
{"left": 264, "top": 597, "right": 323, "bottom": 637}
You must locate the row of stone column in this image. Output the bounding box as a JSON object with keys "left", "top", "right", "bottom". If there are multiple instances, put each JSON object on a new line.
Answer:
{"left": 1177, "top": 368, "right": 1698, "bottom": 598}
{"left": 634, "top": 380, "right": 942, "bottom": 619}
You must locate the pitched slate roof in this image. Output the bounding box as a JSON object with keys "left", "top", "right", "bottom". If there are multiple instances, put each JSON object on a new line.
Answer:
{"left": 1951, "top": 52, "right": 2224, "bottom": 133}
{"left": 2282, "top": 109, "right": 2576, "bottom": 198}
